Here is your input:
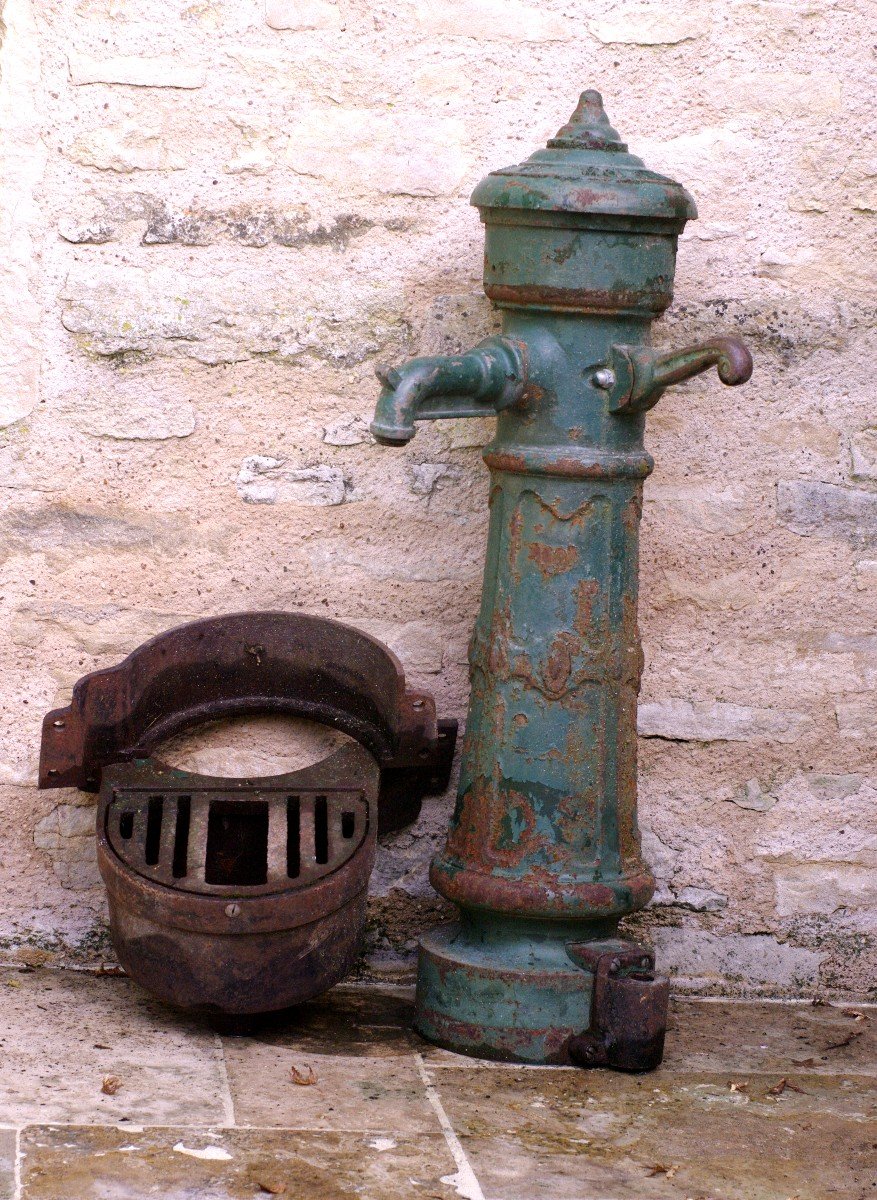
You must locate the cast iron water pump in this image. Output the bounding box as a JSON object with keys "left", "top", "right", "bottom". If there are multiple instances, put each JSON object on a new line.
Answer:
{"left": 371, "top": 91, "right": 752, "bottom": 1068}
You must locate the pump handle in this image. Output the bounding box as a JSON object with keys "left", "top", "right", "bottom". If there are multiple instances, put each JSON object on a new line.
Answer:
{"left": 598, "top": 336, "right": 752, "bottom": 415}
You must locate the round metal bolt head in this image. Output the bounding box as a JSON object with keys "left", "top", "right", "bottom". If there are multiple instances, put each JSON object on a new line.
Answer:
{"left": 225, "top": 903, "right": 242, "bottom": 918}
{"left": 593, "top": 368, "right": 616, "bottom": 390}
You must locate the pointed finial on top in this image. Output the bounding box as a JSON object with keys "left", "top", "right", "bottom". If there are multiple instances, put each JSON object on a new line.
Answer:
{"left": 548, "top": 90, "right": 627, "bottom": 152}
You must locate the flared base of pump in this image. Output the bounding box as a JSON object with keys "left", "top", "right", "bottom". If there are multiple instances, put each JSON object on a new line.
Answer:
{"left": 414, "top": 915, "right": 669, "bottom": 1071}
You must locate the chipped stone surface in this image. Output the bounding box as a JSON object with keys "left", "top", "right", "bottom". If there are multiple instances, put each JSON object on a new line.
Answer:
{"left": 322, "top": 414, "right": 370, "bottom": 445}
{"left": 730, "top": 778, "right": 778, "bottom": 812}
{"left": 409, "top": 462, "right": 459, "bottom": 497}
{"left": 235, "top": 457, "right": 346, "bottom": 505}
{"left": 850, "top": 428, "right": 877, "bottom": 481}
{"left": 673, "top": 885, "right": 728, "bottom": 913}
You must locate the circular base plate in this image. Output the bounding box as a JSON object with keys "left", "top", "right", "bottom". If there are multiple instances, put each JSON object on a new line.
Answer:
{"left": 414, "top": 919, "right": 600, "bottom": 1065}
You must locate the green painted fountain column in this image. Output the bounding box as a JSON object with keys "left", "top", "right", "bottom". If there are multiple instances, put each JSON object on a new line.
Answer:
{"left": 371, "top": 91, "right": 752, "bottom": 1065}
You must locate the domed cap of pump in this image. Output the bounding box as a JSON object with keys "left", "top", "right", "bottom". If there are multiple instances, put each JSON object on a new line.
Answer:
{"left": 470, "top": 90, "right": 696, "bottom": 228}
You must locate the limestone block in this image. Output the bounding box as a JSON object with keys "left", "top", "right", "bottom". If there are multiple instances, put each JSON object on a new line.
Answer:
{"left": 10, "top": 604, "right": 198, "bottom": 656}
{"left": 638, "top": 699, "right": 811, "bottom": 744}
{"left": 650, "top": 928, "right": 823, "bottom": 991}
{"left": 754, "top": 775, "right": 876, "bottom": 889}
{"left": 589, "top": 7, "right": 704, "bottom": 44}
{"left": 67, "top": 121, "right": 185, "bottom": 173}
{"left": 777, "top": 480, "right": 877, "bottom": 546}
{"left": 705, "top": 71, "right": 843, "bottom": 118}
{"left": 265, "top": 0, "right": 341, "bottom": 30}
{"left": 33, "top": 803, "right": 100, "bottom": 891}
{"left": 60, "top": 261, "right": 407, "bottom": 366}
{"left": 3, "top": 506, "right": 169, "bottom": 553}
{"left": 414, "top": 0, "right": 573, "bottom": 42}
{"left": 661, "top": 569, "right": 758, "bottom": 612}
{"left": 353, "top": 620, "right": 445, "bottom": 675}
{"left": 645, "top": 486, "right": 754, "bottom": 535}
{"left": 235, "top": 457, "right": 346, "bottom": 506}
{"left": 285, "top": 107, "right": 468, "bottom": 197}
{"left": 773, "top": 865, "right": 877, "bottom": 917}
{"left": 634, "top": 127, "right": 754, "bottom": 194}
{"left": 850, "top": 429, "right": 877, "bottom": 481}
{"left": 0, "top": 0, "right": 45, "bottom": 427}
{"left": 307, "top": 534, "right": 482, "bottom": 583}
{"left": 68, "top": 52, "right": 206, "bottom": 88}
{"left": 756, "top": 247, "right": 818, "bottom": 282}
{"left": 67, "top": 375, "right": 196, "bottom": 440}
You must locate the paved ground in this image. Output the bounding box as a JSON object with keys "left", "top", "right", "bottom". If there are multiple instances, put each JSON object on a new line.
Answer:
{"left": 0, "top": 969, "right": 873, "bottom": 1199}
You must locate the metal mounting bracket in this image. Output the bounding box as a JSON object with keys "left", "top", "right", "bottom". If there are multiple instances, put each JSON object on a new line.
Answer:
{"left": 566, "top": 939, "right": 670, "bottom": 1072}
{"left": 39, "top": 610, "right": 457, "bottom": 835}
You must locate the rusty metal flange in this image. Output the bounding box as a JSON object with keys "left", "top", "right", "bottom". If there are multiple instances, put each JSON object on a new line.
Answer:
{"left": 39, "top": 610, "right": 457, "bottom": 834}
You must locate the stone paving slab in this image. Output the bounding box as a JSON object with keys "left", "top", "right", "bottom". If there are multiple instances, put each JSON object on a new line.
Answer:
{"left": 0, "top": 970, "right": 227, "bottom": 1126}
{"left": 1, "top": 974, "right": 875, "bottom": 1200}
{"left": 0, "top": 1129, "right": 15, "bottom": 1200}
{"left": 432, "top": 1065, "right": 877, "bottom": 1200}
{"left": 19, "top": 1125, "right": 460, "bottom": 1200}
{"left": 223, "top": 1043, "right": 439, "bottom": 1133}
{"left": 660, "top": 997, "right": 877, "bottom": 1076}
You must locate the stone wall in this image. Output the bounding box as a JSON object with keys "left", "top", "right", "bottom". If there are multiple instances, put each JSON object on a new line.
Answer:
{"left": 0, "top": 0, "right": 874, "bottom": 998}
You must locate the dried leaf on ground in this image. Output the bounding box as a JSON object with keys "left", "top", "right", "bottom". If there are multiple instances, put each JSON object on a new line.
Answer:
{"left": 290, "top": 1064, "right": 317, "bottom": 1086}
{"left": 841, "top": 1009, "right": 868, "bottom": 1022}
{"left": 256, "top": 1180, "right": 288, "bottom": 1195}
{"left": 728, "top": 1080, "right": 749, "bottom": 1093}
{"left": 647, "top": 1163, "right": 678, "bottom": 1178}
{"left": 823, "top": 1030, "right": 863, "bottom": 1051}
{"left": 766, "top": 1078, "right": 807, "bottom": 1097}
{"left": 101, "top": 1074, "right": 121, "bottom": 1095}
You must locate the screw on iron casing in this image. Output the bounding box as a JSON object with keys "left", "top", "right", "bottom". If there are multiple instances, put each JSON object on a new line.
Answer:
{"left": 593, "top": 368, "right": 616, "bottom": 390}
{"left": 225, "top": 903, "right": 241, "bottom": 917}
{"left": 375, "top": 364, "right": 401, "bottom": 389}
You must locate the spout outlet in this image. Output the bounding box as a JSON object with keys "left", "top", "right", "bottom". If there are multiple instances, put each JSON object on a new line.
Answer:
{"left": 370, "top": 337, "right": 527, "bottom": 445}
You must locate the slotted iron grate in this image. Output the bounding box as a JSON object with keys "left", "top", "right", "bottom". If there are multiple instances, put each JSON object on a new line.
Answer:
{"left": 106, "top": 786, "right": 368, "bottom": 896}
